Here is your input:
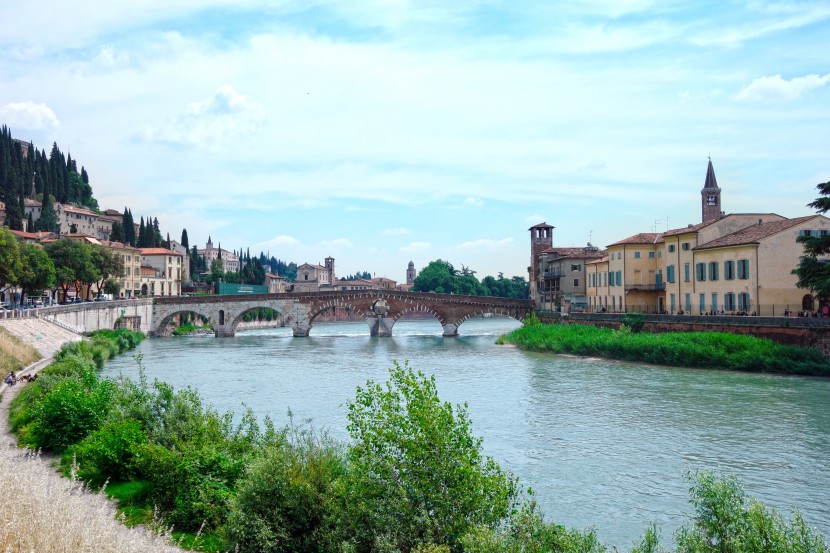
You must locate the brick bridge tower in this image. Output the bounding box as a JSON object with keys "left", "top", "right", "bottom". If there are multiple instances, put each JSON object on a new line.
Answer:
{"left": 528, "top": 222, "right": 554, "bottom": 305}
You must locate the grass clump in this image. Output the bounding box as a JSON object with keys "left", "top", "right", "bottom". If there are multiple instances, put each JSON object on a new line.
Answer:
{"left": 0, "top": 324, "right": 41, "bottom": 374}
{"left": 496, "top": 323, "right": 830, "bottom": 376}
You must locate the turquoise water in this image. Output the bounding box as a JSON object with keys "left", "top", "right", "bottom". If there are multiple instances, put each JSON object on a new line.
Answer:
{"left": 103, "top": 318, "right": 830, "bottom": 547}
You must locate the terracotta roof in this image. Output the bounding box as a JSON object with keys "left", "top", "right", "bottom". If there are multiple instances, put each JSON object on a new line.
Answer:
{"left": 541, "top": 246, "right": 606, "bottom": 260}
{"left": 587, "top": 256, "right": 610, "bottom": 264}
{"left": 608, "top": 233, "right": 662, "bottom": 247}
{"left": 140, "top": 247, "right": 183, "bottom": 256}
{"left": 694, "top": 216, "right": 818, "bottom": 251}
{"left": 663, "top": 220, "right": 716, "bottom": 237}
{"left": 100, "top": 240, "right": 141, "bottom": 251}
{"left": 265, "top": 273, "right": 284, "bottom": 280}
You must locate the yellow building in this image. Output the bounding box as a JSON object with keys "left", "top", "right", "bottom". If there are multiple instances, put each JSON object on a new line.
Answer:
{"left": 602, "top": 233, "right": 664, "bottom": 313}
{"left": 100, "top": 240, "right": 143, "bottom": 298}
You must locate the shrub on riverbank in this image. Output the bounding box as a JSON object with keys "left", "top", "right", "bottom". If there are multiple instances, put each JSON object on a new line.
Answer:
{"left": 497, "top": 323, "right": 830, "bottom": 376}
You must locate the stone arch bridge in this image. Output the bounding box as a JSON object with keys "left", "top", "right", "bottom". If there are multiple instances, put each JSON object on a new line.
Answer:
{"left": 152, "top": 290, "right": 533, "bottom": 337}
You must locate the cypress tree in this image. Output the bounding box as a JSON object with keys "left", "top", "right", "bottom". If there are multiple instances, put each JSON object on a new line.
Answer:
{"left": 138, "top": 217, "right": 146, "bottom": 247}
{"left": 181, "top": 228, "right": 189, "bottom": 250}
{"left": 123, "top": 209, "right": 135, "bottom": 246}
{"left": 27, "top": 212, "right": 33, "bottom": 232}
{"left": 152, "top": 217, "right": 162, "bottom": 247}
{"left": 81, "top": 166, "right": 89, "bottom": 184}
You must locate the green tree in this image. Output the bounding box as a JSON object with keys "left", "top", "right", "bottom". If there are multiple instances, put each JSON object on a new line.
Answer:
{"left": 337, "top": 362, "right": 520, "bottom": 551}
{"left": 412, "top": 260, "right": 488, "bottom": 296}
{"left": 45, "top": 238, "right": 95, "bottom": 300}
{"left": 89, "top": 244, "right": 123, "bottom": 297}
{"left": 109, "top": 220, "right": 126, "bottom": 243}
{"left": 17, "top": 244, "right": 56, "bottom": 302}
{"left": 34, "top": 189, "right": 59, "bottom": 233}
{"left": 0, "top": 226, "right": 23, "bottom": 294}
{"left": 794, "top": 180, "right": 830, "bottom": 301}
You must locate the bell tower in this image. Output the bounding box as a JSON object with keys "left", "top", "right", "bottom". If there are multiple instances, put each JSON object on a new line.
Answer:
{"left": 701, "top": 158, "right": 722, "bottom": 223}
{"left": 528, "top": 222, "right": 554, "bottom": 304}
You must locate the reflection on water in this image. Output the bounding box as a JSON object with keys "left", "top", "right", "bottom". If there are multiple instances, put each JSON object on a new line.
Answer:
{"left": 103, "top": 319, "right": 830, "bottom": 547}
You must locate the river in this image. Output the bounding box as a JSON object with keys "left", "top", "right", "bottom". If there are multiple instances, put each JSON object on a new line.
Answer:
{"left": 102, "top": 318, "right": 830, "bottom": 548}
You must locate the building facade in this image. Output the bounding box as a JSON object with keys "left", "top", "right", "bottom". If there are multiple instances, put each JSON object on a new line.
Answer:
{"left": 139, "top": 247, "right": 183, "bottom": 297}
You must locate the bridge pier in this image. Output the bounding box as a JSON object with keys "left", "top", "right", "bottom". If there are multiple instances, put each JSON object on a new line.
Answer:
{"left": 442, "top": 323, "right": 459, "bottom": 337}
{"left": 368, "top": 317, "right": 394, "bottom": 337}
{"left": 292, "top": 321, "right": 311, "bottom": 337}
{"left": 214, "top": 325, "right": 235, "bottom": 337}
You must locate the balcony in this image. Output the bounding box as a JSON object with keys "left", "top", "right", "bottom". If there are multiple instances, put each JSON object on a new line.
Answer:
{"left": 543, "top": 270, "right": 566, "bottom": 279}
{"left": 624, "top": 283, "right": 665, "bottom": 292}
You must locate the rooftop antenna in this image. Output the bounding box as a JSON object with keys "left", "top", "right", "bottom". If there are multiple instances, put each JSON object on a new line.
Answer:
{"left": 665, "top": 216, "right": 670, "bottom": 232}
{"left": 588, "top": 230, "right": 593, "bottom": 243}
{"left": 653, "top": 219, "right": 661, "bottom": 233}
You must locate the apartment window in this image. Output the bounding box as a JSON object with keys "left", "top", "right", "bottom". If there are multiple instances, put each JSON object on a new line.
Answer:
{"left": 700, "top": 293, "right": 705, "bottom": 312}
{"left": 667, "top": 265, "right": 675, "bottom": 283}
{"left": 708, "top": 261, "right": 719, "bottom": 281}
{"left": 573, "top": 278, "right": 579, "bottom": 287}
{"left": 682, "top": 242, "right": 690, "bottom": 251}
{"left": 724, "top": 293, "right": 736, "bottom": 311}
{"left": 603, "top": 272, "right": 607, "bottom": 287}
{"left": 737, "top": 259, "right": 750, "bottom": 279}
{"left": 696, "top": 263, "right": 706, "bottom": 281}
{"left": 616, "top": 270, "right": 622, "bottom": 286}
{"left": 634, "top": 251, "right": 641, "bottom": 259}
{"left": 711, "top": 293, "right": 718, "bottom": 311}
{"left": 609, "top": 272, "right": 615, "bottom": 286}
{"left": 724, "top": 260, "right": 735, "bottom": 280}
{"left": 304, "top": 274, "right": 309, "bottom": 281}
{"left": 571, "top": 264, "right": 581, "bottom": 271}
{"left": 648, "top": 251, "right": 655, "bottom": 259}
{"left": 799, "top": 229, "right": 813, "bottom": 237}
{"left": 685, "top": 293, "right": 691, "bottom": 312}
{"left": 738, "top": 293, "right": 750, "bottom": 311}
{"left": 670, "top": 293, "right": 676, "bottom": 311}
{"left": 618, "top": 252, "right": 622, "bottom": 260}
{"left": 656, "top": 269, "right": 663, "bottom": 286}
{"left": 668, "top": 244, "right": 676, "bottom": 253}
{"left": 684, "top": 263, "right": 690, "bottom": 282}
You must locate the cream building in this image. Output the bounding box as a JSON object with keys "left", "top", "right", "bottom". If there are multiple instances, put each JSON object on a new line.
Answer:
{"left": 581, "top": 159, "right": 830, "bottom": 315}
{"left": 24, "top": 199, "right": 116, "bottom": 240}
{"left": 139, "top": 247, "right": 183, "bottom": 297}
{"left": 536, "top": 245, "right": 605, "bottom": 312}
{"left": 291, "top": 257, "right": 335, "bottom": 293}
{"left": 265, "top": 273, "right": 286, "bottom": 293}
{"left": 198, "top": 237, "right": 239, "bottom": 274}
{"left": 100, "top": 240, "right": 143, "bottom": 298}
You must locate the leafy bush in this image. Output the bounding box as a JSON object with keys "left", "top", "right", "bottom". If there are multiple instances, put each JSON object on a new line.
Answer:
{"left": 27, "top": 370, "right": 115, "bottom": 451}
{"left": 335, "top": 361, "right": 520, "bottom": 552}
{"left": 674, "top": 470, "right": 828, "bottom": 553}
{"left": 224, "top": 427, "right": 346, "bottom": 553}
{"left": 65, "top": 419, "right": 148, "bottom": 481}
{"left": 621, "top": 312, "right": 646, "bottom": 333}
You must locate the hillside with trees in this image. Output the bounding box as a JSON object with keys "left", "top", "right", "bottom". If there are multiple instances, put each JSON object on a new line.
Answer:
{"left": 1, "top": 125, "right": 97, "bottom": 232}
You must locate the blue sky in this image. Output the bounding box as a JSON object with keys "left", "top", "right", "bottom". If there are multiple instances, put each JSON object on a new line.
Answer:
{"left": 1, "top": 1, "right": 829, "bottom": 282}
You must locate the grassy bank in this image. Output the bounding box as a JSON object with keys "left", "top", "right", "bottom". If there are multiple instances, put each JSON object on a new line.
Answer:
{"left": 497, "top": 321, "right": 830, "bottom": 376}
{"left": 0, "top": 325, "right": 41, "bottom": 374}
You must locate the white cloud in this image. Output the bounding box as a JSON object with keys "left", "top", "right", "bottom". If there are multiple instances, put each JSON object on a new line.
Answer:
{"left": 319, "top": 238, "right": 354, "bottom": 248}
{"left": 384, "top": 227, "right": 412, "bottom": 235}
{"left": 137, "top": 85, "right": 264, "bottom": 148}
{"left": 736, "top": 74, "right": 830, "bottom": 102}
{"left": 256, "top": 235, "right": 301, "bottom": 249}
{"left": 463, "top": 197, "right": 484, "bottom": 207}
{"left": 525, "top": 214, "right": 546, "bottom": 223}
{"left": 0, "top": 101, "right": 59, "bottom": 129}
{"left": 456, "top": 237, "right": 514, "bottom": 251}
{"left": 92, "top": 44, "right": 129, "bottom": 67}
{"left": 400, "top": 241, "right": 431, "bottom": 253}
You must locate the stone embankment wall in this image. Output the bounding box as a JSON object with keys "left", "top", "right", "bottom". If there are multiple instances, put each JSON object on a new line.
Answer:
{"left": 549, "top": 313, "right": 830, "bottom": 357}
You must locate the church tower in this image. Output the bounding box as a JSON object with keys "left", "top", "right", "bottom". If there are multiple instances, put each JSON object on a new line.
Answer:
{"left": 701, "top": 158, "right": 722, "bottom": 223}
{"left": 406, "top": 261, "right": 416, "bottom": 285}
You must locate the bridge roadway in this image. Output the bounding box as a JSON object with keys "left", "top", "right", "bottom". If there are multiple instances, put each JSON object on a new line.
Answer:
{"left": 152, "top": 290, "right": 534, "bottom": 337}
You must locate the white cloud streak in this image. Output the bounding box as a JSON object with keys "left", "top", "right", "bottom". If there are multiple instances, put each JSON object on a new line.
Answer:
{"left": 736, "top": 74, "right": 830, "bottom": 102}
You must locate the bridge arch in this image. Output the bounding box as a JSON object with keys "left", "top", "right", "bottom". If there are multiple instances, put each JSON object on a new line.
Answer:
{"left": 227, "top": 305, "right": 289, "bottom": 334}
{"left": 154, "top": 307, "right": 216, "bottom": 337}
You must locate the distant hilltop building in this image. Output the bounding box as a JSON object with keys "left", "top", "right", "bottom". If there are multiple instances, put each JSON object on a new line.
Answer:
{"left": 198, "top": 236, "right": 239, "bottom": 273}
{"left": 532, "top": 159, "right": 830, "bottom": 316}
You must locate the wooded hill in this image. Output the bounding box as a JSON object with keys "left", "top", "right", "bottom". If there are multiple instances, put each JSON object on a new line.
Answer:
{"left": 0, "top": 125, "right": 97, "bottom": 232}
